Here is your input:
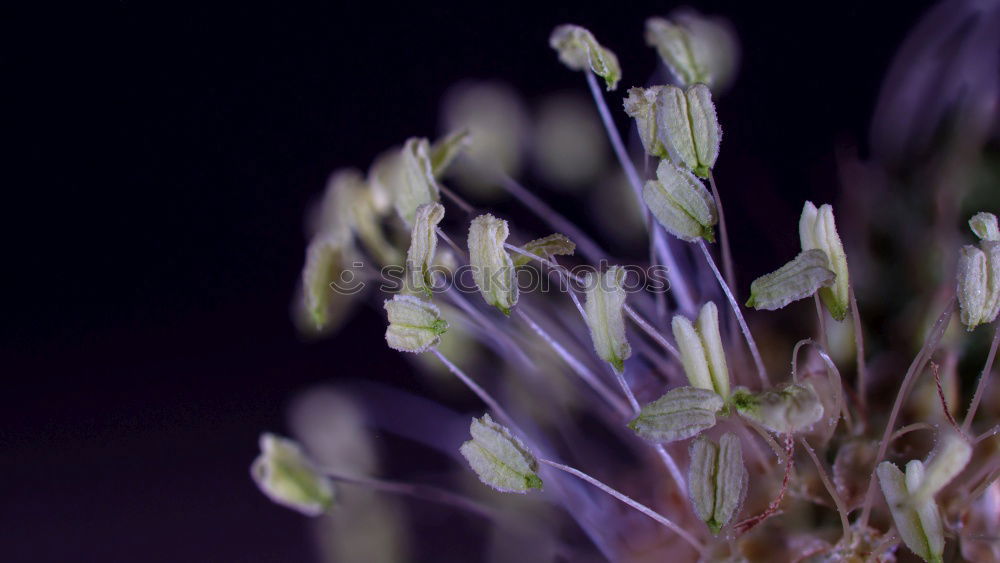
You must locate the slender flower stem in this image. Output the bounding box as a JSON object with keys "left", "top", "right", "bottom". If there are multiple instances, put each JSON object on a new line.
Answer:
{"left": 323, "top": 471, "right": 497, "bottom": 520}
{"left": 442, "top": 285, "right": 534, "bottom": 369}
{"left": 436, "top": 227, "right": 467, "bottom": 260}
{"left": 539, "top": 458, "right": 705, "bottom": 554}
{"left": 849, "top": 286, "right": 868, "bottom": 416}
{"left": 707, "top": 171, "right": 736, "bottom": 298}
{"left": 975, "top": 424, "right": 1000, "bottom": 444}
{"left": 891, "top": 422, "right": 935, "bottom": 443}
{"left": 814, "top": 294, "right": 830, "bottom": 353}
{"left": 858, "top": 297, "right": 955, "bottom": 529}
{"left": 698, "top": 240, "right": 769, "bottom": 387}
{"left": 584, "top": 71, "right": 696, "bottom": 315}
{"left": 432, "top": 348, "right": 519, "bottom": 432}
{"left": 962, "top": 322, "right": 1000, "bottom": 433}
{"left": 798, "top": 437, "right": 851, "bottom": 541}
{"left": 516, "top": 309, "right": 631, "bottom": 417}
{"left": 624, "top": 304, "right": 680, "bottom": 359}
{"left": 438, "top": 184, "right": 476, "bottom": 215}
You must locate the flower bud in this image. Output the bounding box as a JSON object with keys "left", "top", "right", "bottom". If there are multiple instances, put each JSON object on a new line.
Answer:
{"left": 384, "top": 295, "right": 448, "bottom": 353}
{"left": 745, "top": 249, "right": 835, "bottom": 311}
{"left": 657, "top": 84, "right": 720, "bottom": 178}
{"left": 799, "top": 202, "right": 850, "bottom": 320}
{"left": 643, "top": 159, "right": 717, "bottom": 242}
{"left": 460, "top": 413, "right": 543, "bottom": 493}
{"left": 969, "top": 211, "right": 999, "bottom": 242}
{"left": 300, "top": 236, "right": 356, "bottom": 333}
{"left": 404, "top": 203, "right": 445, "bottom": 297}
{"left": 251, "top": 433, "right": 335, "bottom": 516}
{"left": 429, "top": 129, "right": 470, "bottom": 177}
{"left": 549, "top": 24, "right": 621, "bottom": 91}
{"left": 644, "top": 11, "right": 739, "bottom": 92}
{"left": 732, "top": 382, "right": 824, "bottom": 434}
{"left": 511, "top": 233, "right": 576, "bottom": 267}
{"left": 688, "top": 433, "right": 747, "bottom": 534}
{"left": 671, "top": 302, "right": 730, "bottom": 398}
{"left": 394, "top": 138, "right": 442, "bottom": 226}
{"left": 583, "top": 266, "right": 631, "bottom": 373}
{"left": 623, "top": 86, "right": 668, "bottom": 158}
{"left": 957, "top": 241, "right": 1000, "bottom": 330}
{"left": 468, "top": 214, "right": 519, "bottom": 315}
{"left": 628, "top": 386, "right": 724, "bottom": 443}
{"left": 877, "top": 460, "right": 945, "bottom": 563}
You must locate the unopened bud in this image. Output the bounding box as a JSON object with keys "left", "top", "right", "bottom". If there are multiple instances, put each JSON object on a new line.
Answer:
{"left": 512, "top": 233, "right": 576, "bottom": 267}
{"left": 969, "top": 212, "right": 999, "bottom": 242}
{"left": 460, "top": 413, "right": 543, "bottom": 493}
{"left": 404, "top": 203, "right": 445, "bottom": 297}
{"left": 746, "top": 249, "right": 835, "bottom": 311}
{"left": 583, "top": 266, "right": 632, "bottom": 373}
{"left": 643, "top": 159, "right": 717, "bottom": 242}
{"left": 657, "top": 84, "right": 720, "bottom": 178}
{"left": 628, "top": 386, "right": 724, "bottom": 443}
{"left": 799, "top": 202, "right": 850, "bottom": 320}
{"left": 623, "top": 86, "right": 668, "bottom": 158}
{"left": 251, "top": 433, "right": 335, "bottom": 516}
{"left": 468, "top": 214, "right": 519, "bottom": 315}
{"left": 688, "top": 433, "right": 747, "bottom": 534}
{"left": 384, "top": 295, "right": 448, "bottom": 353}
{"left": 644, "top": 11, "right": 739, "bottom": 92}
{"left": 671, "top": 302, "right": 730, "bottom": 398}
{"left": 877, "top": 460, "right": 945, "bottom": 563}
{"left": 732, "top": 382, "right": 824, "bottom": 434}
{"left": 957, "top": 240, "right": 1000, "bottom": 330}
{"left": 549, "top": 24, "right": 621, "bottom": 90}
{"left": 395, "top": 138, "right": 442, "bottom": 226}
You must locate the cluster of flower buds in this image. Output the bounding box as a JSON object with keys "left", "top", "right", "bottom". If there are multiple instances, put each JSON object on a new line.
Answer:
{"left": 957, "top": 211, "right": 1000, "bottom": 330}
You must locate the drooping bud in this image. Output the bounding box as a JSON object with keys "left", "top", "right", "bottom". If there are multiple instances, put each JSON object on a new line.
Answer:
{"left": 404, "top": 203, "right": 445, "bottom": 297}
{"left": 583, "top": 266, "right": 631, "bottom": 373}
{"left": 394, "top": 138, "right": 441, "bottom": 226}
{"left": 688, "top": 433, "right": 748, "bottom": 534}
{"left": 732, "top": 382, "right": 824, "bottom": 434}
{"left": 746, "top": 249, "right": 835, "bottom": 311}
{"left": 251, "top": 433, "right": 335, "bottom": 516}
{"left": 957, "top": 237, "right": 1000, "bottom": 330}
{"left": 384, "top": 295, "right": 448, "bottom": 353}
{"left": 460, "top": 413, "right": 543, "bottom": 493}
{"left": 671, "top": 302, "right": 730, "bottom": 398}
{"left": 877, "top": 460, "right": 945, "bottom": 563}
{"left": 657, "top": 84, "right": 721, "bottom": 178}
{"left": 511, "top": 233, "right": 576, "bottom": 267}
{"left": 799, "top": 202, "right": 850, "bottom": 320}
{"left": 429, "top": 129, "right": 470, "bottom": 177}
{"left": 969, "top": 212, "right": 999, "bottom": 242}
{"left": 623, "top": 86, "right": 668, "bottom": 158}
{"left": 628, "top": 386, "right": 724, "bottom": 443}
{"left": 549, "top": 24, "right": 621, "bottom": 90}
{"left": 643, "top": 159, "right": 717, "bottom": 242}
{"left": 644, "top": 11, "right": 740, "bottom": 92}
{"left": 468, "top": 214, "right": 519, "bottom": 315}
{"left": 301, "top": 236, "right": 356, "bottom": 333}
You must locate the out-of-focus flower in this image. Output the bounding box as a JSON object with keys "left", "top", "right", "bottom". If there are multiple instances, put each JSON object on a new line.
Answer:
{"left": 251, "top": 433, "right": 335, "bottom": 516}
{"left": 533, "top": 93, "right": 608, "bottom": 189}
{"left": 645, "top": 9, "right": 740, "bottom": 93}
{"left": 549, "top": 24, "right": 621, "bottom": 90}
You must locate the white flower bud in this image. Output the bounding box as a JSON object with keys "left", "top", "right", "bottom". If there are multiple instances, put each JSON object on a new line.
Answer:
{"left": 394, "top": 138, "right": 441, "bottom": 226}
{"left": 688, "top": 433, "right": 747, "bottom": 534}
{"left": 384, "top": 295, "right": 448, "bottom": 353}
{"left": 671, "top": 302, "right": 730, "bottom": 398}
{"left": 877, "top": 460, "right": 945, "bottom": 563}
{"left": 468, "top": 214, "right": 519, "bottom": 315}
{"left": 908, "top": 433, "right": 972, "bottom": 504}
{"left": 511, "top": 233, "right": 576, "bottom": 267}
{"left": 300, "top": 236, "right": 355, "bottom": 333}
{"left": 969, "top": 211, "right": 999, "bottom": 242}
{"left": 460, "top": 413, "right": 543, "bottom": 493}
{"left": 628, "top": 386, "right": 724, "bottom": 443}
{"left": 644, "top": 11, "right": 740, "bottom": 92}
{"left": 957, "top": 241, "right": 1000, "bottom": 330}
{"left": 404, "top": 203, "right": 445, "bottom": 297}
{"left": 643, "top": 159, "right": 717, "bottom": 242}
{"left": 733, "top": 383, "right": 824, "bottom": 434}
{"left": 549, "top": 24, "right": 621, "bottom": 91}
{"left": 799, "top": 202, "right": 850, "bottom": 320}
{"left": 623, "top": 86, "right": 668, "bottom": 158}
{"left": 583, "top": 266, "right": 631, "bottom": 373}
{"left": 745, "top": 249, "right": 835, "bottom": 311}
{"left": 250, "top": 433, "right": 335, "bottom": 516}
{"left": 657, "top": 84, "right": 721, "bottom": 178}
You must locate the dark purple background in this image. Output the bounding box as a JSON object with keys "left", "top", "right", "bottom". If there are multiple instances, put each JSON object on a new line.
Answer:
{"left": 5, "top": 1, "right": 932, "bottom": 561}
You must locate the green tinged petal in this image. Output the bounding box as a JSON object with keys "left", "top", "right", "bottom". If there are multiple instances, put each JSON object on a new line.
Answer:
{"left": 404, "top": 203, "right": 445, "bottom": 297}
{"left": 746, "top": 249, "right": 835, "bottom": 311}
{"left": 732, "top": 382, "right": 824, "bottom": 434}
{"left": 583, "top": 266, "right": 631, "bottom": 373}
{"left": 969, "top": 211, "right": 999, "bottom": 242}
{"left": 301, "top": 236, "right": 356, "bottom": 333}
{"left": 430, "top": 129, "right": 471, "bottom": 176}
{"left": 549, "top": 24, "right": 621, "bottom": 90}
{"left": 878, "top": 460, "right": 945, "bottom": 563}
{"left": 460, "top": 414, "right": 543, "bottom": 493}
{"left": 468, "top": 214, "right": 519, "bottom": 315}
{"left": 628, "top": 386, "right": 724, "bottom": 443}
{"left": 643, "top": 159, "right": 717, "bottom": 242}
{"left": 251, "top": 433, "right": 335, "bottom": 516}
{"left": 384, "top": 295, "right": 449, "bottom": 353}
{"left": 511, "top": 233, "right": 576, "bottom": 267}
{"left": 688, "top": 433, "right": 747, "bottom": 534}
{"left": 799, "top": 202, "right": 850, "bottom": 320}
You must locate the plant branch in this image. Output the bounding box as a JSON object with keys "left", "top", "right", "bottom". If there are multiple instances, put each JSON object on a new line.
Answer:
{"left": 962, "top": 321, "right": 1000, "bottom": 432}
